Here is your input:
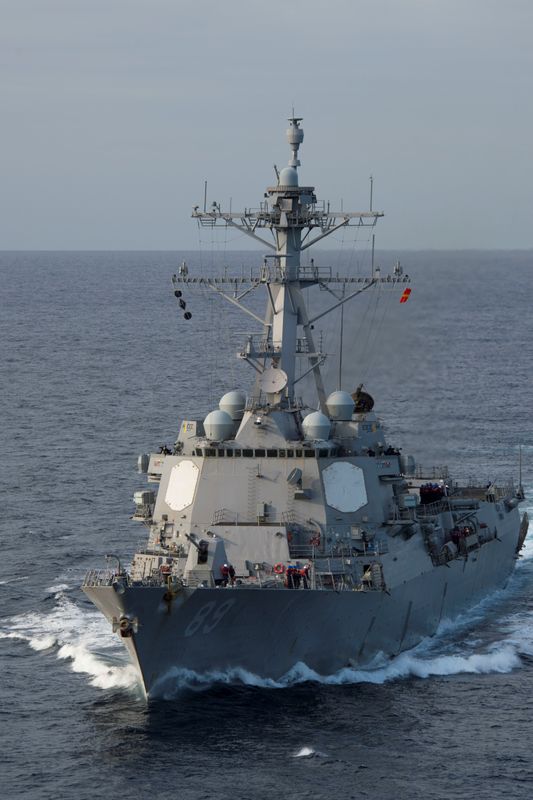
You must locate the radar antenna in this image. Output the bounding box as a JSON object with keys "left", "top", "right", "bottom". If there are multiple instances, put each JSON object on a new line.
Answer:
{"left": 177, "top": 117, "right": 410, "bottom": 411}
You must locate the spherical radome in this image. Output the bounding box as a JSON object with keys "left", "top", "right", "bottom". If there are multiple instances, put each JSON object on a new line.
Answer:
{"left": 326, "top": 390, "right": 355, "bottom": 421}
{"left": 278, "top": 166, "right": 298, "bottom": 186}
{"left": 219, "top": 390, "right": 246, "bottom": 420}
{"left": 302, "top": 411, "right": 331, "bottom": 441}
{"left": 203, "top": 409, "right": 234, "bottom": 442}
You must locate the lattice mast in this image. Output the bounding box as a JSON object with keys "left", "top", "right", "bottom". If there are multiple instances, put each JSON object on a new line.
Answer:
{"left": 176, "top": 117, "right": 406, "bottom": 411}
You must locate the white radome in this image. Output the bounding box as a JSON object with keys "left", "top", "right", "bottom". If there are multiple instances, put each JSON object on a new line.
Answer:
{"left": 278, "top": 166, "right": 298, "bottom": 186}
{"left": 326, "top": 390, "right": 355, "bottom": 421}
{"left": 302, "top": 411, "right": 331, "bottom": 441}
{"left": 219, "top": 390, "right": 246, "bottom": 420}
{"left": 203, "top": 409, "right": 235, "bottom": 442}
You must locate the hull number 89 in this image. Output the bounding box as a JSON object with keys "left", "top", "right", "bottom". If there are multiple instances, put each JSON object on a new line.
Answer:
{"left": 184, "top": 599, "right": 236, "bottom": 637}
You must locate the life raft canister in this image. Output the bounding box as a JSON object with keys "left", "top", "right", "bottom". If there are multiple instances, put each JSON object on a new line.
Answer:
{"left": 273, "top": 563, "right": 285, "bottom": 574}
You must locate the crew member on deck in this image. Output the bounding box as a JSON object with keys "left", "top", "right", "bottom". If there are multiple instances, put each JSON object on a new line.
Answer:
{"left": 220, "top": 563, "right": 236, "bottom": 586}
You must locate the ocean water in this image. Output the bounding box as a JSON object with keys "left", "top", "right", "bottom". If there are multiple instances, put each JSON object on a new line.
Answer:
{"left": 1, "top": 250, "right": 532, "bottom": 800}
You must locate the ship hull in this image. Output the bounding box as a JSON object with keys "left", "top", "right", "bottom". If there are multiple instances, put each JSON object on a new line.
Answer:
{"left": 83, "top": 529, "right": 519, "bottom": 696}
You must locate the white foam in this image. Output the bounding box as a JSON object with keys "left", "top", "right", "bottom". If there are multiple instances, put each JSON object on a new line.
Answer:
{"left": 0, "top": 576, "right": 29, "bottom": 586}
{"left": 294, "top": 747, "right": 315, "bottom": 758}
{"left": 152, "top": 642, "right": 521, "bottom": 697}
{"left": 30, "top": 634, "right": 57, "bottom": 651}
{"left": 152, "top": 665, "right": 282, "bottom": 695}
{"left": 56, "top": 643, "right": 139, "bottom": 689}
{"left": 293, "top": 746, "right": 327, "bottom": 758}
{"left": 2, "top": 552, "right": 532, "bottom": 698}
{"left": 152, "top": 591, "right": 531, "bottom": 696}
{"left": 46, "top": 583, "right": 70, "bottom": 595}
{"left": 0, "top": 587, "right": 140, "bottom": 692}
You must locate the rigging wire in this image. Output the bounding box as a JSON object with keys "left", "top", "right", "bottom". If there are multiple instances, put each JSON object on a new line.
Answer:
{"left": 359, "top": 288, "right": 393, "bottom": 384}
{"left": 335, "top": 224, "right": 347, "bottom": 390}
{"left": 337, "top": 218, "right": 367, "bottom": 388}
{"left": 197, "top": 217, "right": 220, "bottom": 409}
{"left": 338, "top": 233, "right": 374, "bottom": 380}
{"left": 220, "top": 219, "right": 237, "bottom": 391}
{"left": 355, "top": 281, "right": 382, "bottom": 380}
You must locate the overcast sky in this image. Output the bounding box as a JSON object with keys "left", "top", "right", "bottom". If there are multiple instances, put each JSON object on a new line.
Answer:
{"left": 1, "top": 0, "right": 532, "bottom": 250}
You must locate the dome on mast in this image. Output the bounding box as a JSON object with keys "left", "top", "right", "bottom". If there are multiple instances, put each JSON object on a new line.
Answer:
{"left": 278, "top": 166, "right": 298, "bottom": 186}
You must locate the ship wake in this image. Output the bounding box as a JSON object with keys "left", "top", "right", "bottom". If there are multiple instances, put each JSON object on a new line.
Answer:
{"left": 150, "top": 520, "right": 533, "bottom": 696}
{"left": 1, "top": 519, "right": 531, "bottom": 698}
{"left": 0, "top": 584, "right": 140, "bottom": 692}
{"left": 151, "top": 641, "right": 524, "bottom": 698}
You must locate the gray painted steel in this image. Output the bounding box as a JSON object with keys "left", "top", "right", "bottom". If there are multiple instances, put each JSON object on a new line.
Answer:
{"left": 82, "top": 118, "right": 527, "bottom": 697}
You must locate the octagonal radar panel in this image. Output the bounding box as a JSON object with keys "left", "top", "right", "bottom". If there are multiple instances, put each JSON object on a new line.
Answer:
{"left": 322, "top": 462, "right": 368, "bottom": 513}
{"left": 165, "top": 460, "right": 199, "bottom": 512}
{"left": 259, "top": 367, "right": 288, "bottom": 394}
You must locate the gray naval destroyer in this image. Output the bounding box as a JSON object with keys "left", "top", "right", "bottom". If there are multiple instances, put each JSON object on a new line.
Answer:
{"left": 83, "top": 117, "right": 529, "bottom": 697}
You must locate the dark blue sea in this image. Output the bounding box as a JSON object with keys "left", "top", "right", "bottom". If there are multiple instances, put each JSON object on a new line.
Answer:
{"left": 1, "top": 250, "right": 532, "bottom": 800}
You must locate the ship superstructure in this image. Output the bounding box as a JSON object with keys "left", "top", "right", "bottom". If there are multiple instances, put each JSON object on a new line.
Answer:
{"left": 83, "top": 118, "right": 528, "bottom": 696}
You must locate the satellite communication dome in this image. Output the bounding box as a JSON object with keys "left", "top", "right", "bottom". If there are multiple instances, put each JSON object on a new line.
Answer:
{"left": 278, "top": 166, "right": 298, "bottom": 186}
{"left": 302, "top": 411, "right": 331, "bottom": 441}
{"left": 219, "top": 390, "right": 246, "bottom": 420}
{"left": 326, "top": 391, "right": 355, "bottom": 421}
{"left": 203, "top": 410, "right": 234, "bottom": 442}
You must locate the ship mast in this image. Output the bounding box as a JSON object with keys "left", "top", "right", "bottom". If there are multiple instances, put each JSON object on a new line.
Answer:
{"left": 176, "top": 117, "right": 404, "bottom": 411}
